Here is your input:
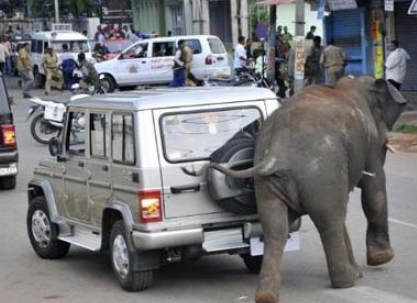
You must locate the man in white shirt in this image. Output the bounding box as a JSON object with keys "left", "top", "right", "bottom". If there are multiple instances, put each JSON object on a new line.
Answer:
{"left": 385, "top": 40, "right": 410, "bottom": 90}
{"left": 233, "top": 36, "right": 247, "bottom": 76}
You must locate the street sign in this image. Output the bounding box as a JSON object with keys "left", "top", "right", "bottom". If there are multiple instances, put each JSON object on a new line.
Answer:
{"left": 408, "top": 0, "right": 417, "bottom": 14}
{"left": 327, "top": 0, "right": 357, "bottom": 11}
{"left": 294, "top": 36, "right": 305, "bottom": 80}
{"left": 385, "top": 0, "right": 394, "bottom": 12}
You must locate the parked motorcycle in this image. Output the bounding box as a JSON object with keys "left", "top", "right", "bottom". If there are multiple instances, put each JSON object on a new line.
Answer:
{"left": 26, "top": 75, "right": 106, "bottom": 144}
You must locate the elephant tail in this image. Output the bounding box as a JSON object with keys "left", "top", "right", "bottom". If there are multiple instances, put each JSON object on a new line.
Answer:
{"left": 181, "top": 158, "right": 276, "bottom": 179}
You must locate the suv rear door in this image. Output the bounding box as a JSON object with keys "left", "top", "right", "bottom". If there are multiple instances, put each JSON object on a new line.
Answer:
{"left": 206, "top": 36, "right": 229, "bottom": 77}
{"left": 153, "top": 101, "right": 267, "bottom": 219}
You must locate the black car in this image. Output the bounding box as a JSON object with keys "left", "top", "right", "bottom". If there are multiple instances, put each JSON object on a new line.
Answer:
{"left": 0, "top": 72, "right": 18, "bottom": 189}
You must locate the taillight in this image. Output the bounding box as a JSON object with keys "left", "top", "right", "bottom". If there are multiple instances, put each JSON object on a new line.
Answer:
{"left": 205, "top": 55, "right": 212, "bottom": 65}
{"left": 1, "top": 124, "right": 16, "bottom": 147}
{"left": 139, "top": 189, "right": 162, "bottom": 223}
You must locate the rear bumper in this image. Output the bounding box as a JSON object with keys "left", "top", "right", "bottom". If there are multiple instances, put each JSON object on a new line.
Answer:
{"left": 0, "top": 151, "right": 18, "bottom": 164}
{"left": 131, "top": 221, "right": 264, "bottom": 251}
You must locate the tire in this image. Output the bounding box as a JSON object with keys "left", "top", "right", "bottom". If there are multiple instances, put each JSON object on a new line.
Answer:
{"left": 27, "top": 196, "right": 70, "bottom": 259}
{"left": 30, "top": 113, "right": 60, "bottom": 145}
{"left": 101, "top": 74, "right": 116, "bottom": 93}
{"left": 33, "top": 67, "right": 45, "bottom": 89}
{"left": 0, "top": 175, "right": 16, "bottom": 190}
{"left": 209, "top": 136, "right": 257, "bottom": 215}
{"left": 110, "top": 220, "right": 153, "bottom": 291}
{"left": 241, "top": 254, "right": 263, "bottom": 274}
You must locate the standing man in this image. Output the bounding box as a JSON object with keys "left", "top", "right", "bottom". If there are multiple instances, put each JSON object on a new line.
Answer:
{"left": 305, "top": 26, "right": 316, "bottom": 40}
{"left": 78, "top": 52, "right": 100, "bottom": 90}
{"left": 43, "top": 46, "right": 64, "bottom": 95}
{"left": 169, "top": 40, "right": 187, "bottom": 87}
{"left": 0, "top": 36, "right": 10, "bottom": 73}
{"left": 305, "top": 36, "right": 324, "bottom": 86}
{"left": 182, "top": 41, "right": 194, "bottom": 86}
{"left": 233, "top": 36, "right": 247, "bottom": 76}
{"left": 385, "top": 40, "right": 410, "bottom": 90}
{"left": 282, "top": 26, "right": 293, "bottom": 44}
{"left": 17, "top": 42, "right": 34, "bottom": 98}
{"left": 320, "top": 39, "right": 346, "bottom": 86}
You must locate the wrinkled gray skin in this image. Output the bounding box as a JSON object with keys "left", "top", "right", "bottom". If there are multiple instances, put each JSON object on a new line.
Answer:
{"left": 208, "top": 77, "right": 407, "bottom": 303}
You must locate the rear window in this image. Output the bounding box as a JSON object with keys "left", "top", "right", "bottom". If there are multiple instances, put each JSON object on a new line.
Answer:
{"left": 0, "top": 78, "right": 11, "bottom": 114}
{"left": 161, "top": 107, "right": 262, "bottom": 162}
{"left": 184, "top": 39, "right": 202, "bottom": 54}
{"left": 208, "top": 37, "right": 226, "bottom": 54}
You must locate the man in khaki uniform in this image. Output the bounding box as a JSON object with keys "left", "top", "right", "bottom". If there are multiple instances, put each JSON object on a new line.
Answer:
{"left": 17, "top": 42, "right": 34, "bottom": 98}
{"left": 183, "top": 42, "right": 194, "bottom": 86}
{"left": 320, "top": 39, "right": 346, "bottom": 86}
{"left": 44, "top": 47, "right": 64, "bottom": 95}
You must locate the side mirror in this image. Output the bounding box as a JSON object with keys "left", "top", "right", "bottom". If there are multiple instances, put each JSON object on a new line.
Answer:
{"left": 48, "top": 137, "right": 62, "bottom": 157}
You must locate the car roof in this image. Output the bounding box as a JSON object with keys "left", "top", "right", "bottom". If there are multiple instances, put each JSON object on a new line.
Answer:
{"left": 31, "top": 31, "right": 88, "bottom": 41}
{"left": 69, "top": 87, "right": 277, "bottom": 111}
{"left": 104, "top": 39, "right": 131, "bottom": 44}
{"left": 140, "top": 35, "right": 221, "bottom": 43}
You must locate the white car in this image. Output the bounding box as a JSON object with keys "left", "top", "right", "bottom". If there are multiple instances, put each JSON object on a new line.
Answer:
{"left": 31, "top": 29, "right": 92, "bottom": 88}
{"left": 95, "top": 35, "right": 231, "bottom": 92}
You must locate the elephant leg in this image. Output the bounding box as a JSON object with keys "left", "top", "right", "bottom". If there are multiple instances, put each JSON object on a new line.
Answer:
{"left": 343, "top": 223, "right": 362, "bottom": 279}
{"left": 255, "top": 180, "right": 289, "bottom": 303}
{"left": 360, "top": 170, "right": 394, "bottom": 266}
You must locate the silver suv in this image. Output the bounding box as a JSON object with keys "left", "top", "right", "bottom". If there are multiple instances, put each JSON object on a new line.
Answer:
{"left": 26, "top": 87, "right": 299, "bottom": 291}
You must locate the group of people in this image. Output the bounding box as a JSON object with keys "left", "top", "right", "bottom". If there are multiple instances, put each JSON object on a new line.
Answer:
{"left": 17, "top": 42, "right": 99, "bottom": 99}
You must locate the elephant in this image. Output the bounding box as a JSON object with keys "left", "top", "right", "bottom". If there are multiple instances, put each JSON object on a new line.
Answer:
{"left": 192, "top": 76, "right": 407, "bottom": 303}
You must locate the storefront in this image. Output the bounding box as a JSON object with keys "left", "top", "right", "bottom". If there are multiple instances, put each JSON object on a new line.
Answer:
{"left": 393, "top": 1, "right": 417, "bottom": 91}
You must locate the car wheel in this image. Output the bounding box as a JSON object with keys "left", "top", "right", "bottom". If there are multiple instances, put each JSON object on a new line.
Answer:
{"left": 27, "top": 196, "right": 70, "bottom": 259}
{"left": 110, "top": 220, "right": 153, "bottom": 291}
{"left": 101, "top": 74, "right": 116, "bottom": 93}
{"left": 241, "top": 254, "right": 263, "bottom": 273}
{"left": 209, "top": 135, "right": 257, "bottom": 215}
{"left": 0, "top": 175, "right": 16, "bottom": 190}
{"left": 33, "top": 67, "right": 45, "bottom": 89}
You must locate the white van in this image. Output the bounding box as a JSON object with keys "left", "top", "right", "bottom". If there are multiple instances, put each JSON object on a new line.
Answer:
{"left": 95, "top": 35, "right": 231, "bottom": 92}
{"left": 31, "top": 26, "right": 92, "bottom": 88}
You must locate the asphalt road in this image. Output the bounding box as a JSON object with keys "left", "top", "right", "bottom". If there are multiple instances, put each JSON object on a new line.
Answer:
{"left": 1, "top": 77, "right": 417, "bottom": 303}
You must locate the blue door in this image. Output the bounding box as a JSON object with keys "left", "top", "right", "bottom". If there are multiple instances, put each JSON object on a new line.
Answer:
{"left": 325, "top": 9, "right": 367, "bottom": 76}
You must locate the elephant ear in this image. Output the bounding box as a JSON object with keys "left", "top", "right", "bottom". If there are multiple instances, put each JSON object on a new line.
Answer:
{"left": 374, "top": 79, "right": 407, "bottom": 131}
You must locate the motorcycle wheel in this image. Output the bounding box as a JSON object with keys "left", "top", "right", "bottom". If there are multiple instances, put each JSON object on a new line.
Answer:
{"left": 30, "top": 113, "right": 61, "bottom": 145}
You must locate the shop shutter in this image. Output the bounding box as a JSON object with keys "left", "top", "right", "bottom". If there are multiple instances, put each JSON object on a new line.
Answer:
{"left": 395, "top": 2, "right": 417, "bottom": 91}
{"left": 326, "top": 9, "right": 366, "bottom": 76}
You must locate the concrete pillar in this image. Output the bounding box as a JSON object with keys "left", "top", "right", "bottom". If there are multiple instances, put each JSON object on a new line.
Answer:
{"left": 184, "top": 0, "right": 193, "bottom": 35}
{"left": 202, "top": 0, "right": 210, "bottom": 34}
{"left": 231, "top": 0, "right": 239, "bottom": 45}
{"left": 241, "top": 0, "right": 249, "bottom": 39}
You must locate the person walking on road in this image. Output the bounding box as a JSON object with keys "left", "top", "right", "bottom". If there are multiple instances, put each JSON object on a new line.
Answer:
{"left": 320, "top": 39, "right": 346, "bottom": 86}
{"left": 305, "top": 36, "right": 324, "bottom": 86}
{"left": 59, "top": 44, "right": 77, "bottom": 91}
{"left": 17, "top": 42, "right": 34, "bottom": 98}
{"left": 233, "top": 36, "right": 247, "bottom": 76}
{"left": 0, "top": 36, "right": 10, "bottom": 74}
{"left": 183, "top": 41, "right": 194, "bottom": 86}
{"left": 43, "top": 46, "right": 64, "bottom": 95}
{"left": 169, "top": 40, "right": 187, "bottom": 88}
{"left": 385, "top": 40, "right": 410, "bottom": 91}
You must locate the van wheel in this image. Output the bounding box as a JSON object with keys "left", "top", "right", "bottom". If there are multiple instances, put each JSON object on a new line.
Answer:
{"left": 33, "top": 67, "right": 45, "bottom": 89}
{"left": 101, "top": 75, "right": 115, "bottom": 93}
{"left": 209, "top": 136, "right": 257, "bottom": 215}
{"left": 27, "top": 196, "right": 70, "bottom": 259}
{"left": 0, "top": 175, "right": 16, "bottom": 190}
{"left": 241, "top": 254, "right": 263, "bottom": 273}
{"left": 110, "top": 220, "right": 153, "bottom": 291}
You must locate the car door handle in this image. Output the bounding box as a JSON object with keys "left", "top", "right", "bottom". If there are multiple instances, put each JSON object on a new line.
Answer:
{"left": 78, "top": 161, "right": 84, "bottom": 168}
{"left": 141, "top": 61, "right": 146, "bottom": 64}
{"left": 217, "top": 56, "right": 224, "bottom": 61}
{"left": 171, "top": 184, "right": 201, "bottom": 194}
{"left": 102, "top": 165, "right": 109, "bottom": 172}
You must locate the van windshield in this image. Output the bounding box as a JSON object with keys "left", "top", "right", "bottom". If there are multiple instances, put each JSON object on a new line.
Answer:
{"left": 54, "top": 41, "right": 91, "bottom": 53}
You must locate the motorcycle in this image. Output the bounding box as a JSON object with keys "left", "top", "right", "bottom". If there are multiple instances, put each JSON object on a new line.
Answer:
{"left": 26, "top": 75, "right": 106, "bottom": 144}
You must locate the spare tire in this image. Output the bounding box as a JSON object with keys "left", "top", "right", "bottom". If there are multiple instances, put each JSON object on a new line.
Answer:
{"left": 208, "top": 134, "right": 257, "bottom": 215}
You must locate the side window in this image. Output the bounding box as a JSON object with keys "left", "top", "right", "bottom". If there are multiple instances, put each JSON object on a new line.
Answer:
{"left": 152, "top": 42, "right": 175, "bottom": 57}
{"left": 90, "top": 113, "right": 107, "bottom": 158}
{"left": 112, "top": 114, "right": 135, "bottom": 164}
{"left": 184, "top": 39, "right": 202, "bottom": 54}
{"left": 31, "top": 40, "right": 36, "bottom": 53}
{"left": 36, "top": 40, "right": 43, "bottom": 53}
{"left": 66, "top": 111, "right": 86, "bottom": 156}
{"left": 208, "top": 37, "right": 226, "bottom": 54}
{"left": 122, "top": 43, "right": 148, "bottom": 59}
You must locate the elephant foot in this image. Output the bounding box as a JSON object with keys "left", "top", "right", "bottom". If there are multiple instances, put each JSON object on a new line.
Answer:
{"left": 352, "top": 264, "right": 363, "bottom": 279}
{"left": 255, "top": 290, "right": 279, "bottom": 303}
{"left": 330, "top": 277, "right": 355, "bottom": 289}
{"left": 330, "top": 268, "right": 356, "bottom": 289}
{"left": 367, "top": 246, "right": 395, "bottom": 266}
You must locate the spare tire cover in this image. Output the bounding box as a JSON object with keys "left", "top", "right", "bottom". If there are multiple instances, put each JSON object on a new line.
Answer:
{"left": 208, "top": 133, "right": 257, "bottom": 215}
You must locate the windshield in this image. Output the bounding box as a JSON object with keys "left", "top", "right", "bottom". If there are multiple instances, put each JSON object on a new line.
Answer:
{"left": 105, "top": 40, "right": 133, "bottom": 53}
{"left": 54, "top": 41, "right": 91, "bottom": 53}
